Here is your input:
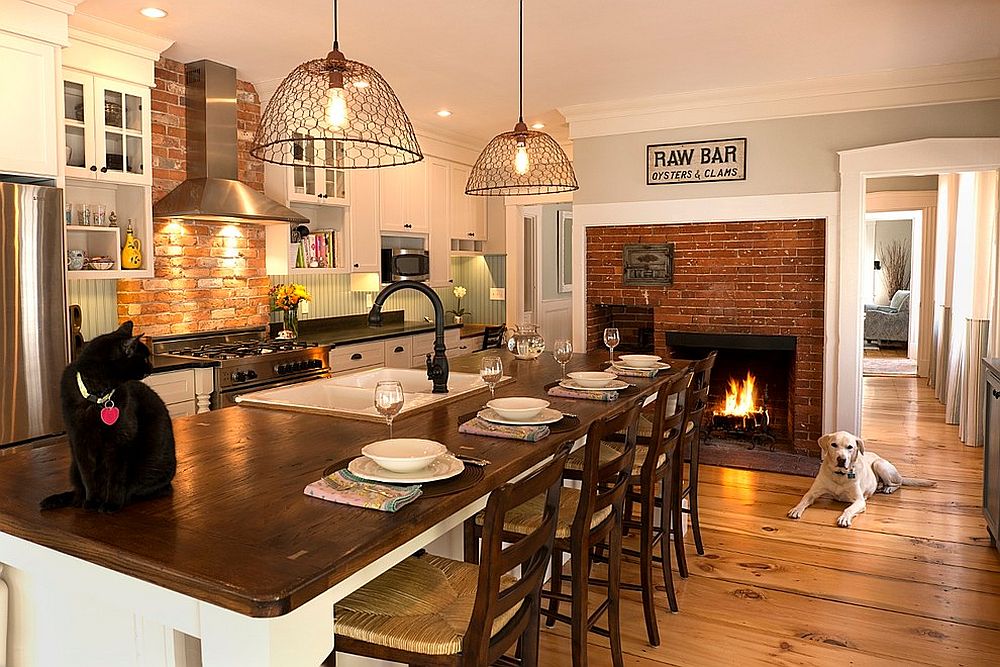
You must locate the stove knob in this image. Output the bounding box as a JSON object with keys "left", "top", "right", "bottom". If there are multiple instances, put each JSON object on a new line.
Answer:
{"left": 312, "top": 359, "right": 323, "bottom": 369}
{"left": 294, "top": 360, "right": 305, "bottom": 371}
{"left": 247, "top": 370, "right": 258, "bottom": 380}
{"left": 232, "top": 371, "right": 247, "bottom": 383}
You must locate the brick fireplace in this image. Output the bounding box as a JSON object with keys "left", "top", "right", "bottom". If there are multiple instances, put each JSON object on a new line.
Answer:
{"left": 586, "top": 220, "right": 825, "bottom": 454}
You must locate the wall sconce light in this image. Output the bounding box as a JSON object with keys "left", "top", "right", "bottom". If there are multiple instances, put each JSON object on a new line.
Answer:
{"left": 350, "top": 272, "right": 381, "bottom": 309}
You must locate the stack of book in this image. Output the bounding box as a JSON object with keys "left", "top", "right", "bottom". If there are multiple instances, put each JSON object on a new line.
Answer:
{"left": 295, "top": 230, "right": 337, "bottom": 269}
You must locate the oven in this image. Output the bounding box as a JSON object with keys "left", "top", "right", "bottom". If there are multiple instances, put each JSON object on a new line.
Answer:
{"left": 148, "top": 328, "right": 332, "bottom": 410}
{"left": 213, "top": 347, "right": 330, "bottom": 408}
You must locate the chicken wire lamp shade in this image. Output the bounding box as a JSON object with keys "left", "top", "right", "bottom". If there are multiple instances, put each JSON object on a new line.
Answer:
{"left": 250, "top": 0, "right": 422, "bottom": 169}
{"left": 465, "top": 122, "right": 578, "bottom": 196}
{"left": 465, "top": 0, "right": 578, "bottom": 196}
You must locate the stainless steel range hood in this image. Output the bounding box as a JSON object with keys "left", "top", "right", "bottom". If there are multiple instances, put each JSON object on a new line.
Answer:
{"left": 153, "top": 60, "right": 307, "bottom": 225}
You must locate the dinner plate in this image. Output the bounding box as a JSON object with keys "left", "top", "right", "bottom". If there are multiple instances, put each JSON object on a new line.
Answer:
{"left": 478, "top": 407, "right": 565, "bottom": 426}
{"left": 609, "top": 361, "right": 672, "bottom": 372}
{"left": 348, "top": 454, "right": 464, "bottom": 484}
{"left": 559, "top": 379, "right": 630, "bottom": 392}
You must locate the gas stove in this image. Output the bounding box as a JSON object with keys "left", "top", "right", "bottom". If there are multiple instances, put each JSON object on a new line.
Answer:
{"left": 149, "top": 327, "right": 331, "bottom": 408}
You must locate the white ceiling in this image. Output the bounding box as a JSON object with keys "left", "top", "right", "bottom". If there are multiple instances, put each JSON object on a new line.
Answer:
{"left": 74, "top": 0, "right": 1000, "bottom": 145}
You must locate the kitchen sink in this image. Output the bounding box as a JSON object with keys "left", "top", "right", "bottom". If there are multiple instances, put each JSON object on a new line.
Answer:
{"left": 234, "top": 367, "right": 502, "bottom": 421}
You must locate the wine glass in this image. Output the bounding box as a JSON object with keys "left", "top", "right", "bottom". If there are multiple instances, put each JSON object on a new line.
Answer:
{"left": 480, "top": 356, "right": 503, "bottom": 397}
{"left": 552, "top": 339, "right": 573, "bottom": 377}
{"left": 374, "top": 381, "right": 404, "bottom": 439}
{"left": 604, "top": 327, "right": 620, "bottom": 365}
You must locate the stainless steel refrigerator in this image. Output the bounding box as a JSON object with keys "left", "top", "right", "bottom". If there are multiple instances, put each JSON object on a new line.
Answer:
{"left": 1, "top": 181, "right": 68, "bottom": 448}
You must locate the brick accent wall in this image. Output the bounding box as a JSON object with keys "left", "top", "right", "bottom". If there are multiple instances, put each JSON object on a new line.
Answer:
{"left": 586, "top": 220, "right": 825, "bottom": 453}
{"left": 117, "top": 58, "right": 270, "bottom": 335}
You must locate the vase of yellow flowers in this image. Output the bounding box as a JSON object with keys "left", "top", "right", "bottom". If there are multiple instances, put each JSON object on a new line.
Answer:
{"left": 270, "top": 282, "right": 311, "bottom": 339}
{"left": 447, "top": 285, "right": 469, "bottom": 324}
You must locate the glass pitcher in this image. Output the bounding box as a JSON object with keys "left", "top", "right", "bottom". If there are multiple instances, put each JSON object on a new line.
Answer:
{"left": 507, "top": 323, "right": 546, "bottom": 360}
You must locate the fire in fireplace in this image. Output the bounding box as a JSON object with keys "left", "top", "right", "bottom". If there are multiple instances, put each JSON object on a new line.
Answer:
{"left": 709, "top": 372, "right": 776, "bottom": 450}
{"left": 666, "top": 331, "right": 796, "bottom": 453}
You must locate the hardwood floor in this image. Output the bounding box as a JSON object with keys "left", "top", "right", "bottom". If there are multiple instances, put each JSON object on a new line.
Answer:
{"left": 537, "top": 376, "right": 1000, "bottom": 666}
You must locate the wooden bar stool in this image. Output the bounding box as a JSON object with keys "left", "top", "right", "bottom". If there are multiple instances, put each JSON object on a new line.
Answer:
{"left": 466, "top": 398, "right": 643, "bottom": 667}
{"left": 583, "top": 372, "right": 691, "bottom": 645}
{"left": 328, "top": 442, "right": 572, "bottom": 667}
{"left": 676, "top": 351, "right": 716, "bottom": 572}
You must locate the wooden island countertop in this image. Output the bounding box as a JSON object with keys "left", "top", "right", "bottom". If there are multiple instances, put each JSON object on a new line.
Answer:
{"left": 0, "top": 350, "right": 683, "bottom": 665}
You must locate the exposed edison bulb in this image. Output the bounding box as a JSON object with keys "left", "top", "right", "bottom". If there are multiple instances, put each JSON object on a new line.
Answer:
{"left": 325, "top": 86, "right": 348, "bottom": 129}
{"left": 514, "top": 142, "right": 530, "bottom": 175}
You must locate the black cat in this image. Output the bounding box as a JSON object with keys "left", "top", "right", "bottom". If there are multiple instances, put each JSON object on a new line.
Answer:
{"left": 40, "top": 321, "right": 176, "bottom": 513}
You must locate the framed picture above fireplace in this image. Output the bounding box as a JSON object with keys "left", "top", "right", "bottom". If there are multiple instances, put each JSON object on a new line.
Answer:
{"left": 622, "top": 243, "right": 674, "bottom": 286}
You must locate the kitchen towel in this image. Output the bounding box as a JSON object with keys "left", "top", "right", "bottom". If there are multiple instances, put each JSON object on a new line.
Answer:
{"left": 547, "top": 385, "right": 620, "bottom": 402}
{"left": 459, "top": 417, "right": 551, "bottom": 442}
{"left": 304, "top": 469, "right": 422, "bottom": 512}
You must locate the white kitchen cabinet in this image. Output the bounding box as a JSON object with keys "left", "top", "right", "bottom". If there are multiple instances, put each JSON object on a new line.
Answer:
{"left": 379, "top": 161, "right": 428, "bottom": 233}
{"left": 64, "top": 179, "right": 155, "bottom": 279}
{"left": 62, "top": 70, "right": 152, "bottom": 186}
{"left": 330, "top": 340, "right": 385, "bottom": 374}
{"left": 384, "top": 338, "right": 413, "bottom": 369}
{"left": 144, "top": 368, "right": 214, "bottom": 417}
{"left": 0, "top": 31, "right": 59, "bottom": 178}
{"left": 348, "top": 170, "right": 381, "bottom": 273}
{"left": 448, "top": 164, "right": 486, "bottom": 244}
{"left": 263, "top": 140, "right": 348, "bottom": 208}
{"left": 428, "top": 159, "right": 453, "bottom": 287}
{"left": 411, "top": 329, "right": 463, "bottom": 367}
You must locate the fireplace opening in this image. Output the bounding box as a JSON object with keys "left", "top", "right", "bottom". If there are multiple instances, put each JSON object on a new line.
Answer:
{"left": 666, "top": 332, "right": 796, "bottom": 453}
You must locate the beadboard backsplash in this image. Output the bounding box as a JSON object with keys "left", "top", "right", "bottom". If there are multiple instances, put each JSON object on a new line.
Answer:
{"left": 67, "top": 255, "right": 506, "bottom": 341}
{"left": 272, "top": 255, "right": 506, "bottom": 325}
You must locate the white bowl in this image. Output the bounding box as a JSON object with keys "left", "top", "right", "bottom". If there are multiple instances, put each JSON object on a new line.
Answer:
{"left": 361, "top": 438, "right": 448, "bottom": 473}
{"left": 618, "top": 354, "right": 662, "bottom": 368}
{"left": 567, "top": 371, "right": 618, "bottom": 388}
{"left": 486, "top": 397, "right": 550, "bottom": 421}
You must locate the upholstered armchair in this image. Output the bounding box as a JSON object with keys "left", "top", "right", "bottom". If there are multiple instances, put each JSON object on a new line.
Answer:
{"left": 864, "top": 290, "right": 910, "bottom": 344}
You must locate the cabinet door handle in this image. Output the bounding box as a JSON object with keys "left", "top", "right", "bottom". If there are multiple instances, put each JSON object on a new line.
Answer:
{"left": 394, "top": 346, "right": 405, "bottom": 353}
{"left": 993, "top": 388, "right": 1000, "bottom": 400}
{"left": 353, "top": 263, "right": 359, "bottom": 268}
{"left": 467, "top": 232, "right": 475, "bottom": 237}
{"left": 100, "top": 166, "right": 108, "bottom": 173}
{"left": 351, "top": 353, "right": 363, "bottom": 361}
{"left": 89, "top": 165, "right": 98, "bottom": 172}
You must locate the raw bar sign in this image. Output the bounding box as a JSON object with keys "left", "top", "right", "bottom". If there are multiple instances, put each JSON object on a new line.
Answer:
{"left": 646, "top": 138, "right": 746, "bottom": 185}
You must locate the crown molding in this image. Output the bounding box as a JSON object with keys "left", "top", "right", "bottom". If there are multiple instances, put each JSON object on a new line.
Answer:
{"left": 69, "top": 12, "right": 174, "bottom": 60}
{"left": 561, "top": 58, "right": 1000, "bottom": 139}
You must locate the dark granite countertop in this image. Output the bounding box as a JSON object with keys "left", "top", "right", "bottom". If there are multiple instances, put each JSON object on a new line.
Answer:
{"left": 149, "top": 355, "right": 218, "bottom": 374}
{"left": 285, "top": 311, "right": 462, "bottom": 347}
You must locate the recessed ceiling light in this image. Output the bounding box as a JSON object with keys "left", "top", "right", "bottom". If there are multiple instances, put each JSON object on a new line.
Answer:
{"left": 140, "top": 7, "right": 167, "bottom": 18}
{"left": 436, "top": 109, "right": 452, "bottom": 118}
{"left": 531, "top": 122, "right": 545, "bottom": 129}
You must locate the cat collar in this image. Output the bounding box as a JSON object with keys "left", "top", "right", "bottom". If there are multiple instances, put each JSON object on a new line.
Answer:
{"left": 76, "top": 372, "right": 115, "bottom": 406}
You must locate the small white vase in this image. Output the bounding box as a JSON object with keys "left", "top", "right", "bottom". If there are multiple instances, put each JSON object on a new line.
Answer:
{"left": 454, "top": 315, "right": 463, "bottom": 324}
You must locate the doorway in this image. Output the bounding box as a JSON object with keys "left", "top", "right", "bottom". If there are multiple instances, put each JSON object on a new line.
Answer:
{"left": 861, "top": 208, "right": 923, "bottom": 377}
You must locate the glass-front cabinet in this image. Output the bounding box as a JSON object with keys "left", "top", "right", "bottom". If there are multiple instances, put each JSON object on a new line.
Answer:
{"left": 288, "top": 134, "right": 348, "bottom": 206}
{"left": 63, "top": 70, "right": 151, "bottom": 185}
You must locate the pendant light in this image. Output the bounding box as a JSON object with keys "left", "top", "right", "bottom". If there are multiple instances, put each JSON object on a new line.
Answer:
{"left": 465, "top": 0, "right": 578, "bottom": 196}
{"left": 251, "top": 0, "right": 422, "bottom": 169}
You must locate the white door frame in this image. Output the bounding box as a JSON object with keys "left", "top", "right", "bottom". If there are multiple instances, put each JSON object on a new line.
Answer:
{"left": 839, "top": 137, "right": 1000, "bottom": 432}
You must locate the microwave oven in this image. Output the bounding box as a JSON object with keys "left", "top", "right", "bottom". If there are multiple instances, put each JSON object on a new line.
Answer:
{"left": 381, "top": 247, "right": 430, "bottom": 282}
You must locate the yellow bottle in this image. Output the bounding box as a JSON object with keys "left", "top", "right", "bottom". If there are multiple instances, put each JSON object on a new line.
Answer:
{"left": 121, "top": 221, "right": 142, "bottom": 270}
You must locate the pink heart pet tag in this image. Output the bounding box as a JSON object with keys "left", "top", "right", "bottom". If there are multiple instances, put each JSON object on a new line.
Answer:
{"left": 100, "top": 405, "right": 120, "bottom": 426}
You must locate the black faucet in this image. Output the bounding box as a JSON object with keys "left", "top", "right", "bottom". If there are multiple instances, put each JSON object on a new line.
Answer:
{"left": 368, "top": 281, "right": 449, "bottom": 394}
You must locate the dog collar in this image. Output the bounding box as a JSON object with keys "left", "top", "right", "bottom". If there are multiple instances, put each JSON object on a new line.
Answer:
{"left": 834, "top": 469, "right": 857, "bottom": 479}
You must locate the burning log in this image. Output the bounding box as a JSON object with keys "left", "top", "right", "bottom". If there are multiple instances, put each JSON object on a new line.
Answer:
{"left": 708, "top": 371, "right": 774, "bottom": 449}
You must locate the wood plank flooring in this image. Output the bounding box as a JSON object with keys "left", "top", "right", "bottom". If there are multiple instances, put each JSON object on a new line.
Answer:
{"left": 537, "top": 375, "right": 1000, "bottom": 666}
